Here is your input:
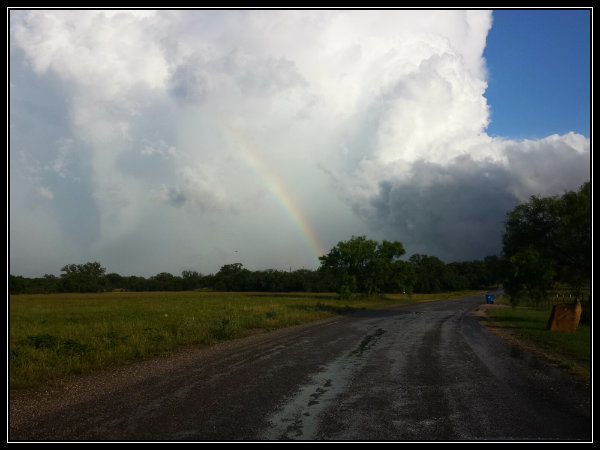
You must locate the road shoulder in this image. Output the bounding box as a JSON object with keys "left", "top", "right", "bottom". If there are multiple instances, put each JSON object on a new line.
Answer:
{"left": 472, "top": 304, "right": 590, "bottom": 387}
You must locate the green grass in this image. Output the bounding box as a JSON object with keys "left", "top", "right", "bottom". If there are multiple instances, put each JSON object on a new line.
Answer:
{"left": 482, "top": 299, "right": 591, "bottom": 382}
{"left": 8, "top": 290, "right": 481, "bottom": 390}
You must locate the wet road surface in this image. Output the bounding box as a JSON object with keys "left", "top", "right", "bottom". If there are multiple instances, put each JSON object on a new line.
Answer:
{"left": 9, "top": 292, "right": 591, "bottom": 441}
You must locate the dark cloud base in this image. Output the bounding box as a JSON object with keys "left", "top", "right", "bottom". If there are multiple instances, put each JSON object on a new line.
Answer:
{"left": 359, "top": 149, "right": 589, "bottom": 262}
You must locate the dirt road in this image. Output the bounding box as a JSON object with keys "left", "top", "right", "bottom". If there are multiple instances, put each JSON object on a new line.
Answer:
{"left": 9, "top": 292, "right": 591, "bottom": 441}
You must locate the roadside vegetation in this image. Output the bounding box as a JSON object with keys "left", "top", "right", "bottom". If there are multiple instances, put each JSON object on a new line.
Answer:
{"left": 481, "top": 293, "right": 590, "bottom": 382}
{"left": 9, "top": 290, "right": 477, "bottom": 390}
{"left": 485, "top": 181, "right": 591, "bottom": 381}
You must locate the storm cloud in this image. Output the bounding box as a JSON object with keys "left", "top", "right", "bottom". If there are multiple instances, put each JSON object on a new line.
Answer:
{"left": 351, "top": 134, "right": 589, "bottom": 262}
{"left": 9, "top": 10, "right": 590, "bottom": 277}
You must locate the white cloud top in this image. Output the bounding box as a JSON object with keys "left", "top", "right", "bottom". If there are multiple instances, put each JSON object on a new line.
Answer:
{"left": 9, "top": 10, "right": 590, "bottom": 276}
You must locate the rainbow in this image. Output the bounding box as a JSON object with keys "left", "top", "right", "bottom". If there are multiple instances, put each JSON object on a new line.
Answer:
{"left": 221, "top": 125, "right": 326, "bottom": 260}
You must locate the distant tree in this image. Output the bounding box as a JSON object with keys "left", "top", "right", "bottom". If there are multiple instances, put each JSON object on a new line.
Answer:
{"left": 409, "top": 254, "right": 446, "bottom": 293}
{"left": 33, "top": 274, "right": 60, "bottom": 293}
{"left": 289, "top": 268, "right": 321, "bottom": 292}
{"left": 59, "top": 262, "right": 107, "bottom": 292}
{"left": 181, "top": 270, "right": 203, "bottom": 290}
{"left": 444, "top": 262, "right": 471, "bottom": 291}
{"left": 124, "top": 275, "right": 150, "bottom": 292}
{"left": 381, "top": 259, "right": 417, "bottom": 294}
{"left": 9, "top": 275, "right": 27, "bottom": 294}
{"left": 483, "top": 255, "right": 503, "bottom": 289}
{"left": 45, "top": 274, "right": 61, "bottom": 292}
{"left": 319, "top": 236, "right": 409, "bottom": 297}
{"left": 441, "top": 257, "right": 504, "bottom": 291}
{"left": 149, "top": 272, "right": 183, "bottom": 291}
{"left": 213, "top": 263, "right": 251, "bottom": 291}
{"left": 105, "top": 272, "right": 124, "bottom": 291}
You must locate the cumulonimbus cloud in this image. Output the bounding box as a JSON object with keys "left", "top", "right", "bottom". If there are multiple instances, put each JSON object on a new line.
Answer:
{"left": 9, "top": 9, "right": 590, "bottom": 276}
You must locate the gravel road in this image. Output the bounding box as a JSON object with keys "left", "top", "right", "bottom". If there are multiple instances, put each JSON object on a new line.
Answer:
{"left": 9, "top": 292, "right": 591, "bottom": 442}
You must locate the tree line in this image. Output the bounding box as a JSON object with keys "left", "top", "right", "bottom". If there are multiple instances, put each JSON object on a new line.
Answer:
{"left": 9, "top": 254, "right": 501, "bottom": 296}
{"left": 9, "top": 182, "right": 589, "bottom": 302}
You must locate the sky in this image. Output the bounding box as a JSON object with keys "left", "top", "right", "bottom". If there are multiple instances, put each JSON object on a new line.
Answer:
{"left": 483, "top": 9, "right": 590, "bottom": 139}
{"left": 8, "top": 9, "right": 591, "bottom": 278}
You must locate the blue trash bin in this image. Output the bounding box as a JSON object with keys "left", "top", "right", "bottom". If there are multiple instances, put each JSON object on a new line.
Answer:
{"left": 486, "top": 294, "right": 494, "bottom": 304}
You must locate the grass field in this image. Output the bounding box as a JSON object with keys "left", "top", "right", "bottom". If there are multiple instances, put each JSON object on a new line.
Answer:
{"left": 9, "top": 290, "right": 478, "bottom": 390}
{"left": 482, "top": 296, "right": 591, "bottom": 382}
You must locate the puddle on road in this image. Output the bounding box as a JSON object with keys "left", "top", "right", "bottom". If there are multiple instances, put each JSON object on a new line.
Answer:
{"left": 261, "top": 327, "right": 386, "bottom": 440}
{"left": 349, "top": 328, "right": 386, "bottom": 357}
{"left": 260, "top": 360, "right": 355, "bottom": 440}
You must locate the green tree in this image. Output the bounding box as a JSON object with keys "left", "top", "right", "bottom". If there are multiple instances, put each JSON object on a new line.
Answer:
{"left": 181, "top": 270, "right": 203, "bottom": 290}
{"left": 9, "top": 275, "right": 27, "bottom": 294}
{"left": 551, "top": 182, "right": 591, "bottom": 288}
{"left": 105, "top": 272, "right": 124, "bottom": 291}
{"left": 409, "top": 254, "right": 446, "bottom": 293}
{"left": 59, "top": 261, "right": 107, "bottom": 292}
{"left": 506, "top": 245, "right": 555, "bottom": 306}
{"left": 149, "top": 272, "right": 183, "bottom": 291}
{"left": 502, "top": 182, "right": 590, "bottom": 305}
{"left": 383, "top": 259, "right": 417, "bottom": 294}
{"left": 124, "top": 275, "right": 150, "bottom": 292}
{"left": 483, "top": 255, "right": 503, "bottom": 289}
{"left": 318, "top": 236, "right": 409, "bottom": 297}
{"left": 214, "top": 263, "right": 251, "bottom": 291}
